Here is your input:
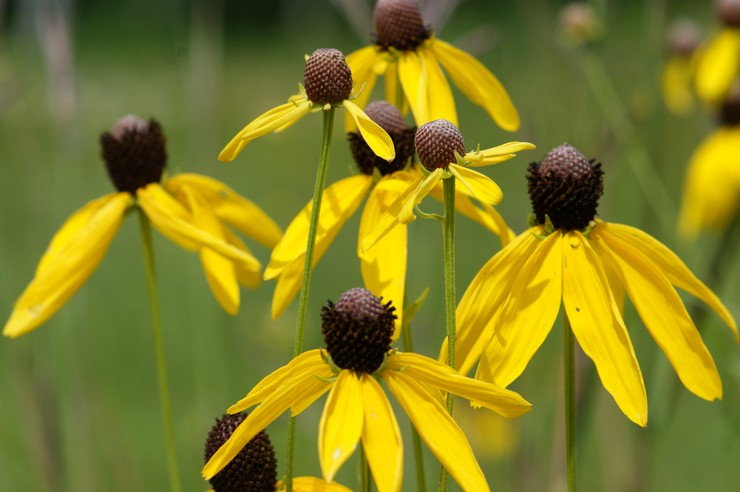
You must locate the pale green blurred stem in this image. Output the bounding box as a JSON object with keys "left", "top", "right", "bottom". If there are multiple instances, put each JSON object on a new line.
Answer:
{"left": 401, "top": 303, "right": 427, "bottom": 492}
{"left": 137, "top": 210, "right": 182, "bottom": 492}
{"left": 579, "top": 49, "right": 674, "bottom": 235}
{"left": 360, "top": 446, "right": 372, "bottom": 492}
{"left": 438, "top": 176, "right": 457, "bottom": 492}
{"left": 285, "top": 107, "right": 335, "bottom": 492}
{"left": 564, "top": 314, "right": 577, "bottom": 492}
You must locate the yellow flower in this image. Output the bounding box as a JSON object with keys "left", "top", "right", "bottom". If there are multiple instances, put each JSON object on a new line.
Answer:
{"left": 695, "top": 1, "right": 740, "bottom": 104}
{"left": 450, "top": 144, "right": 738, "bottom": 426}
{"left": 679, "top": 125, "right": 740, "bottom": 238}
{"left": 219, "top": 48, "right": 394, "bottom": 163}
{"left": 662, "top": 19, "right": 703, "bottom": 115}
{"left": 346, "top": 0, "right": 519, "bottom": 130}
{"left": 202, "top": 289, "right": 531, "bottom": 492}
{"left": 204, "top": 413, "right": 350, "bottom": 492}
{"left": 3, "top": 117, "right": 280, "bottom": 338}
{"left": 266, "top": 103, "right": 515, "bottom": 330}
{"left": 362, "top": 119, "right": 533, "bottom": 251}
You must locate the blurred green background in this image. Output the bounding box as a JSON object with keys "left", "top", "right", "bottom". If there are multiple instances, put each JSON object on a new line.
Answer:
{"left": 1, "top": 0, "right": 738, "bottom": 490}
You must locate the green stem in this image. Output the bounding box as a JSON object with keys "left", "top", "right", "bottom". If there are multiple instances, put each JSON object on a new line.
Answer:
{"left": 579, "top": 49, "right": 675, "bottom": 236}
{"left": 285, "top": 107, "right": 335, "bottom": 492}
{"left": 439, "top": 176, "right": 457, "bottom": 492}
{"left": 563, "top": 313, "right": 577, "bottom": 492}
{"left": 402, "top": 306, "right": 426, "bottom": 492}
{"left": 137, "top": 210, "right": 182, "bottom": 492}
{"left": 360, "top": 446, "right": 372, "bottom": 492}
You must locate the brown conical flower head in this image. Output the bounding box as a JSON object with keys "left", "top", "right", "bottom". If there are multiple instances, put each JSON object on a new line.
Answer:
{"left": 321, "top": 288, "right": 396, "bottom": 374}
{"left": 349, "top": 101, "right": 416, "bottom": 175}
{"left": 101, "top": 115, "right": 167, "bottom": 194}
{"left": 719, "top": 81, "right": 740, "bottom": 125}
{"left": 666, "top": 18, "right": 702, "bottom": 56}
{"left": 717, "top": 0, "right": 740, "bottom": 27}
{"left": 414, "top": 119, "right": 466, "bottom": 171}
{"left": 527, "top": 144, "right": 604, "bottom": 231}
{"left": 303, "top": 48, "right": 353, "bottom": 105}
{"left": 373, "top": 0, "right": 431, "bottom": 51}
{"left": 204, "top": 413, "right": 277, "bottom": 492}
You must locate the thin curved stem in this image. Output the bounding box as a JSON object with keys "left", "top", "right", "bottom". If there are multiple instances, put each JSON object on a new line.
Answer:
{"left": 137, "top": 210, "right": 182, "bottom": 492}
{"left": 285, "top": 108, "right": 335, "bottom": 492}
{"left": 563, "top": 313, "right": 577, "bottom": 492}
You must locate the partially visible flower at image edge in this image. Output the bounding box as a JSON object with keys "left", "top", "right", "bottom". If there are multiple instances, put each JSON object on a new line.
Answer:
{"left": 449, "top": 143, "right": 738, "bottom": 426}
{"left": 204, "top": 413, "right": 350, "bottom": 492}
{"left": 3, "top": 116, "right": 281, "bottom": 337}
{"left": 679, "top": 87, "right": 740, "bottom": 238}
{"left": 695, "top": 0, "right": 740, "bottom": 104}
{"left": 219, "top": 48, "right": 394, "bottom": 163}
{"left": 346, "top": 0, "right": 519, "bottom": 130}
{"left": 661, "top": 18, "right": 703, "bottom": 116}
{"left": 266, "top": 102, "right": 516, "bottom": 330}
{"left": 362, "top": 119, "right": 534, "bottom": 252}
{"left": 203, "top": 288, "right": 531, "bottom": 492}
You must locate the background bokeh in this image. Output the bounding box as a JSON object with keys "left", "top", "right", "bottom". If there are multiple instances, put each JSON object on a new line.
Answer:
{"left": 1, "top": 0, "right": 738, "bottom": 490}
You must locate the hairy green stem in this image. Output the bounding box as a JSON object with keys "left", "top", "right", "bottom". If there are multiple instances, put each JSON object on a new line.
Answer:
{"left": 137, "top": 210, "right": 182, "bottom": 492}
{"left": 285, "top": 108, "right": 335, "bottom": 492}
{"left": 564, "top": 314, "right": 577, "bottom": 492}
{"left": 360, "top": 446, "right": 372, "bottom": 492}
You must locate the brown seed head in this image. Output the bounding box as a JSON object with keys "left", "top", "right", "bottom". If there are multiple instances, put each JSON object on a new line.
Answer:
{"left": 204, "top": 413, "right": 277, "bottom": 492}
{"left": 321, "top": 288, "right": 396, "bottom": 374}
{"left": 414, "top": 119, "right": 466, "bottom": 171}
{"left": 100, "top": 116, "right": 167, "bottom": 194}
{"left": 666, "top": 18, "right": 702, "bottom": 56}
{"left": 303, "top": 48, "right": 353, "bottom": 105}
{"left": 717, "top": 0, "right": 740, "bottom": 27}
{"left": 349, "top": 101, "right": 416, "bottom": 175}
{"left": 373, "top": 0, "right": 431, "bottom": 51}
{"left": 527, "top": 144, "right": 604, "bottom": 231}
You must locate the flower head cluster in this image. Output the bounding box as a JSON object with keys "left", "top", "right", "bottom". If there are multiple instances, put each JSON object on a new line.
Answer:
{"left": 450, "top": 144, "right": 738, "bottom": 426}
{"left": 347, "top": 0, "right": 520, "bottom": 130}
{"left": 4, "top": 116, "right": 281, "bottom": 337}
{"left": 203, "top": 288, "right": 531, "bottom": 491}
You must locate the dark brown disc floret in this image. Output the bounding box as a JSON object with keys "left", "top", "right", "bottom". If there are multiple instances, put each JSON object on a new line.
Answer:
{"left": 527, "top": 144, "right": 604, "bottom": 231}
{"left": 349, "top": 101, "right": 416, "bottom": 175}
{"left": 373, "top": 0, "right": 431, "bottom": 51}
{"left": 303, "top": 48, "right": 353, "bottom": 105}
{"left": 100, "top": 116, "right": 167, "bottom": 194}
{"left": 717, "top": 0, "right": 740, "bottom": 27}
{"left": 321, "top": 288, "right": 396, "bottom": 374}
{"left": 414, "top": 119, "right": 466, "bottom": 171}
{"left": 204, "top": 413, "right": 277, "bottom": 492}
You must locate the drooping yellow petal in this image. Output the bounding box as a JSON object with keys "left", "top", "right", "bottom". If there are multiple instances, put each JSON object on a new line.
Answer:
{"left": 464, "top": 141, "right": 536, "bottom": 168}
{"left": 359, "top": 374, "right": 403, "bottom": 492}
{"left": 398, "top": 51, "right": 429, "bottom": 124}
{"left": 360, "top": 173, "right": 425, "bottom": 252}
{"left": 319, "top": 371, "right": 364, "bottom": 483}
{"left": 284, "top": 477, "right": 352, "bottom": 492}
{"left": 165, "top": 173, "right": 282, "bottom": 249}
{"left": 418, "top": 46, "right": 457, "bottom": 125}
{"left": 266, "top": 175, "right": 373, "bottom": 278}
{"left": 432, "top": 39, "right": 520, "bottom": 132}
{"left": 591, "top": 228, "right": 722, "bottom": 400}
{"left": 345, "top": 46, "right": 385, "bottom": 131}
{"left": 218, "top": 98, "right": 312, "bottom": 162}
{"left": 448, "top": 164, "right": 503, "bottom": 205}
{"left": 562, "top": 232, "right": 647, "bottom": 426}
{"left": 604, "top": 222, "right": 737, "bottom": 338}
{"left": 137, "top": 183, "right": 260, "bottom": 269}
{"left": 270, "top": 259, "right": 303, "bottom": 320}
{"left": 221, "top": 227, "right": 261, "bottom": 289}
{"left": 228, "top": 349, "right": 328, "bottom": 413}
{"left": 385, "top": 61, "right": 402, "bottom": 112}
{"left": 448, "top": 229, "right": 541, "bottom": 375}
{"left": 662, "top": 55, "right": 695, "bottom": 115}
{"left": 180, "top": 186, "right": 241, "bottom": 315}
{"left": 678, "top": 127, "right": 740, "bottom": 238}
{"left": 696, "top": 29, "right": 740, "bottom": 104}
{"left": 476, "top": 232, "right": 563, "bottom": 388}
{"left": 203, "top": 357, "right": 323, "bottom": 479}
{"left": 344, "top": 100, "right": 395, "bottom": 161}
{"left": 359, "top": 177, "right": 408, "bottom": 339}
{"left": 399, "top": 168, "right": 444, "bottom": 223}
{"left": 3, "top": 193, "right": 130, "bottom": 338}
{"left": 388, "top": 352, "right": 532, "bottom": 418}
{"left": 384, "top": 371, "right": 490, "bottom": 492}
